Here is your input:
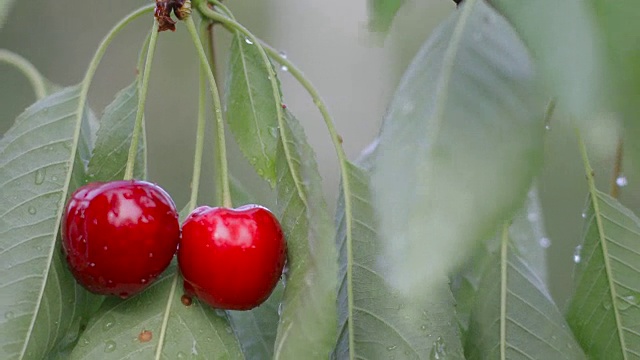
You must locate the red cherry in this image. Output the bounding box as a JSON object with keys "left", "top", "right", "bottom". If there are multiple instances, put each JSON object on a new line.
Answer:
{"left": 61, "top": 180, "right": 180, "bottom": 298}
{"left": 178, "top": 205, "right": 287, "bottom": 310}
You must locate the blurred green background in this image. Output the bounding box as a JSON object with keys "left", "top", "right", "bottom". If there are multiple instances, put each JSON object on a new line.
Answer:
{"left": 0, "top": 0, "right": 630, "bottom": 309}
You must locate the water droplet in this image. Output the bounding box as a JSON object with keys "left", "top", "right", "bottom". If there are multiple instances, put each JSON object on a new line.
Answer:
{"left": 80, "top": 338, "right": 90, "bottom": 347}
{"left": 34, "top": 169, "right": 46, "bottom": 185}
{"left": 103, "top": 246, "right": 108, "bottom": 251}
{"left": 278, "top": 303, "right": 283, "bottom": 316}
{"left": 215, "top": 309, "right": 226, "bottom": 318}
{"left": 89, "top": 262, "right": 96, "bottom": 267}
{"left": 148, "top": 252, "right": 154, "bottom": 258}
{"left": 573, "top": 245, "right": 582, "bottom": 264}
{"left": 618, "top": 295, "right": 639, "bottom": 310}
{"left": 581, "top": 212, "right": 587, "bottom": 219}
{"left": 545, "top": 124, "right": 551, "bottom": 131}
{"left": 5, "top": 311, "right": 14, "bottom": 319}
{"left": 244, "top": 37, "right": 254, "bottom": 45}
{"left": 141, "top": 278, "right": 147, "bottom": 284}
{"left": 387, "top": 345, "right": 397, "bottom": 351}
{"left": 28, "top": 206, "right": 37, "bottom": 215}
{"left": 539, "top": 237, "right": 551, "bottom": 249}
{"left": 278, "top": 51, "right": 287, "bottom": 59}
{"left": 102, "top": 315, "right": 115, "bottom": 331}
{"left": 430, "top": 336, "right": 447, "bottom": 360}
{"left": 51, "top": 176, "right": 58, "bottom": 181}
{"left": 616, "top": 175, "right": 628, "bottom": 187}
{"left": 280, "top": 65, "right": 289, "bottom": 72}
{"left": 421, "top": 325, "right": 427, "bottom": 331}
{"left": 104, "top": 340, "right": 117, "bottom": 353}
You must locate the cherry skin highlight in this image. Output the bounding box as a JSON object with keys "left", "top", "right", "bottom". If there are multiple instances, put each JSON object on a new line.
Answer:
{"left": 61, "top": 180, "right": 180, "bottom": 298}
{"left": 178, "top": 205, "right": 287, "bottom": 310}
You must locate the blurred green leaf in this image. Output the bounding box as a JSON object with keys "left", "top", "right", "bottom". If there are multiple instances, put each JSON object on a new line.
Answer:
{"left": 0, "top": 86, "right": 101, "bottom": 359}
{"left": 368, "top": 0, "right": 406, "bottom": 33}
{"left": 464, "top": 223, "right": 585, "bottom": 359}
{"left": 335, "top": 161, "right": 464, "bottom": 359}
{"left": 273, "top": 110, "right": 337, "bottom": 359}
{"left": 489, "top": 0, "right": 605, "bottom": 119}
{"left": 69, "top": 264, "right": 244, "bottom": 359}
{"left": 567, "top": 190, "right": 640, "bottom": 358}
{"left": 371, "top": 0, "right": 544, "bottom": 297}
{"left": 0, "top": 0, "right": 16, "bottom": 29}
{"left": 587, "top": 1, "right": 640, "bottom": 173}
{"left": 87, "top": 81, "right": 147, "bottom": 181}
{"left": 225, "top": 32, "right": 280, "bottom": 186}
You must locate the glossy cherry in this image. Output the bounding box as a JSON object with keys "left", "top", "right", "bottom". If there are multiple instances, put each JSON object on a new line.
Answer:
{"left": 178, "top": 205, "right": 287, "bottom": 310}
{"left": 61, "top": 180, "right": 180, "bottom": 298}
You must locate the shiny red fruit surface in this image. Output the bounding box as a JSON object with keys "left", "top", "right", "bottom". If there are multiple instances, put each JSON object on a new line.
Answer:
{"left": 178, "top": 205, "right": 287, "bottom": 310}
{"left": 62, "top": 180, "right": 180, "bottom": 298}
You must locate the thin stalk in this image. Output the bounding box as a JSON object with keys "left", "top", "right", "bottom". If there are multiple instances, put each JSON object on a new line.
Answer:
{"left": 610, "top": 139, "right": 624, "bottom": 199}
{"left": 200, "top": 4, "right": 358, "bottom": 356}
{"left": 0, "top": 49, "right": 47, "bottom": 99}
{"left": 124, "top": 20, "right": 159, "bottom": 180}
{"left": 499, "top": 222, "right": 509, "bottom": 360}
{"left": 185, "top": 16, "right": 232, "bottom": 208}
{"left": 189, "top": 62, "right": 209, "bottom": 209}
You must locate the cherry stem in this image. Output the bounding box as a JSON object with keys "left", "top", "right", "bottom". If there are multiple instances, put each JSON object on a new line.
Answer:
{"left": 188, "top": 48, "right": 208, "bottom": 212}
{"left": 185, "top": 16, "right": 232, "bottom": 208}
{"left": 0, "top": 49, "right": 47, "bottom": 100}
{"left": 610, "top": 138, "right": 624, "bottom": 199}
{"left": 124, "top": 20, "right": 159, "bottom": 181}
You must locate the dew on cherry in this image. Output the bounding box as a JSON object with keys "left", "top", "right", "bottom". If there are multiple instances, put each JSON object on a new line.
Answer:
{"left": 573, "top": 245, "right": 582, "bottom": 264}
{"left": 89, "top": 262, "right": 96, "bottom": 267}
{"left": 148, "top": 252, "right": 154, "bottom": 258}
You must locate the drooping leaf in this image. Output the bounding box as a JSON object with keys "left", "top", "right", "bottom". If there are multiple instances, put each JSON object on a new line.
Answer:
{"left": 225, "top": 32, "right": 280, "bottom": 186}
{"left": 229, "top": 284, "right": 283, "bottom": 360}
{"left": 489, "top": 0, "right": 605, "bottom": 119}
{"left": 87, "top": 81, "right": 147, "bottom": 181}
{"left": 335, "top": 160, "right": 464, "bottom": 359}
{"left": 0, "top": 0, "right": 16, "bottom": 29}
{"left": 371, "top": 0, "right": 544, "bottom": 297}
{"left": 465, "top": 224, "right": 585, "bottom": 359}
{"left": 69, "top": 264, "right": 244, "bottom": 359}
{"left": 367, "top": 0, "right": 406, "bottom": 33}
{"left": 273, "top": 110, "right": 338, "bottom": 359}
{"left": 453, "top": 185, "right": 550, "bottom": 334}
{"left": 566, "top": 190, "right": 640, "bottom": 358}
{"left": 0, "top": 86, "right": 101, "bottom": 359}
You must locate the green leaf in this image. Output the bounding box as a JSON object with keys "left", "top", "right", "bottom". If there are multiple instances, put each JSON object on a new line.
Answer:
{"left": 225, "top": 32, "right": 280, "bottom": 186}
{"left": 465, "top": 224, "right": 586, "bottom": 359}
{"left": 489, "top": 0, "right": 605, "bottom": 118}
{"left": 87, "top": 81, "right": 147, "bottom": 181}
{"left": 228, "top": 284, "right": 283, "bottom": 360}
{"left": 371, "top": 0, "right": 544, "bottom": 297}
{"left": 367, "top": 0, "right": 406, "bottom": 33}
{"left": 587, "top": 1, "right": 640, "bottom": 173}
{"left": 0, "top": 86, "right": 101, "bottom": 359}
{"left": 453, "top": 186, "right": 549, "bottom": 334}
{"left": 0, "top": 0, "right": 16, "bottom": 29}
{"left": 566, "top": 190, "right": 640, "bottom": 358}
{"left": 69, "top": 264, "right": 244, "bottom": 359}
{"left": 335, "top": 161, "right": 464, "bottom": 359}
{"left": 273, "top": 110, "right": 338, "bottom": 359}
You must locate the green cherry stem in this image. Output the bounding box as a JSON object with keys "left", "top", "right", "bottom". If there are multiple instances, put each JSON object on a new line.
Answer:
{"left": 124, "top": 20, "right": 159, "bottom": 180}
{"left": 0, "top": 49, "right": 48, "bottom": 99}
{"left": 188, "top": 58, "right": 209, "bottom": 212}
{"left": 184, "top": 16, "right": 232, "bottom": 208}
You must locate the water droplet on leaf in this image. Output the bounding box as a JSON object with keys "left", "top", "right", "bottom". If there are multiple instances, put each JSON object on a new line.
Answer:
{"left": 28, "top": 207, "right": 37, "bottom": 215}
{"left": 539, "top": 237, "right": 551, "bottom": 248}
{"left": 102, "top": 315, "right": 116, "bottom": 331}
{"left": 104, "top": 340, "right": 117, "bottom": 353}
{"left": 5, "top": 311, "right": 14, "bottom": 319}
{"left": 573, "top": 245, "right": 582, "bottom": 264}
{"left": 387, "top": 345, "right": 397, "bottom": 351}
{"left": 34, "top": 169, "right": 46, "bottom": 185}
{"left": 244, "top": 37, "right": 253, "bottom": 45}
{"left": 616, "top": 175, "right": 628, "bottom": 187}
{"left": 430, "top": 336, "right": 447, "bottom": 360}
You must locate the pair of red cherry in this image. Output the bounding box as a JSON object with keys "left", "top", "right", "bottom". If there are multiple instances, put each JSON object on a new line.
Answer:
{"left": 61, "top": 180, "right": 287, "bottom": 310}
